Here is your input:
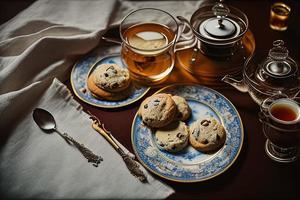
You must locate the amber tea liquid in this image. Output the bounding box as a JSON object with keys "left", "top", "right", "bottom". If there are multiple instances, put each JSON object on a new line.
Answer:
{"left": 269, "top": 2, "right": 291, "bottom": 31}
{"left": 121, "top": 23, "right": 176, "bottom": 83}
{"left": 270, "top": 104, "right": 298, "bottom": 122}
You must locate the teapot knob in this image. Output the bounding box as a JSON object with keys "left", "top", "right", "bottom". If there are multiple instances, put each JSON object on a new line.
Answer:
{"left": 212, "top": 0, "right": 230, "bottom": 29}
{"left": 269, "top": 40, "right": 289, "bottom": 60}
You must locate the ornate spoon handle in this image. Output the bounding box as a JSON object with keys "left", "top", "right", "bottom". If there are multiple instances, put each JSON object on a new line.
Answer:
{"left": 62, "top": 132, "right": 103, "bottom": 167}
{"left": 89, "top": 114, "right": 148, "bottom": 183}
{"left": 116, "top": 147, "right": 148, "bottom": 183}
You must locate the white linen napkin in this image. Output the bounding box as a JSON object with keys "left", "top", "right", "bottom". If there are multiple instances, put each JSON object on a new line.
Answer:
{"left": 0, "top": 78, "right": 174, "bottom": 199}
{"left": 0, "top": 0, "right": 209, "bottom": 198}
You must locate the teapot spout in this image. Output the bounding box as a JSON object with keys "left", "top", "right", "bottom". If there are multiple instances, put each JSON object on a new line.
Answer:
{"left": 222, "top": 75, "right": 248, "bottom": 93}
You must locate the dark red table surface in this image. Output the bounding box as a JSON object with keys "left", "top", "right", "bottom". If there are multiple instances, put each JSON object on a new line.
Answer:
{"left": 1, "top": 0, "right": 300, "bottom": 199}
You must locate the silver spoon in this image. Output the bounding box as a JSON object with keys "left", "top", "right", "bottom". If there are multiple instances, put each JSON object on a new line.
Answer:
{"left": 33, "top": 108, "right": 103, "bottom": 167}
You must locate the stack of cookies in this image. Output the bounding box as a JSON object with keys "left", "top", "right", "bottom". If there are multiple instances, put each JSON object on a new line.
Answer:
{"left": 87, "top": 64, "right": 131, "bottom": 101}
{"left": 139, "top": 93, "right": 226, "bottom": 153}
{"left": 139, "top": 93, "right": 191, "bottom": 152}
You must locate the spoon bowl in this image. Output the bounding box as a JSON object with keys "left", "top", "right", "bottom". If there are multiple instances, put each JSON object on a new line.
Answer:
{"left": 33, "top": 108, "right": 56, "bottom": 131}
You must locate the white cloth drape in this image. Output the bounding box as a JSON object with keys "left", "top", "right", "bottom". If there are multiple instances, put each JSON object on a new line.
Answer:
{"left": 0, "top": 0, "right": 208, "bottom": 198}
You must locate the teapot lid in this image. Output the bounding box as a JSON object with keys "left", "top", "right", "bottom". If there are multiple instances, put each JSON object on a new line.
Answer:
{"left": 256, "top": 40, "right": 299, "bottom": 88}
{"left": 190, "top": 0, "right": 247, "bottom": 44}
{"left": 199, "top": 2, "right": 240, "bottom": 40}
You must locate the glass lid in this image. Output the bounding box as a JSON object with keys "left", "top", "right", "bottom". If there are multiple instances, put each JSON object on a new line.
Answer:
{"left": 190, "top": 0, "right": 248, "bottom": 45}
{"left": 199, "top": 2, "right": 240, "bottom": 40}
{"left": 255, "top": 40, "right": 299, "bottom": 88}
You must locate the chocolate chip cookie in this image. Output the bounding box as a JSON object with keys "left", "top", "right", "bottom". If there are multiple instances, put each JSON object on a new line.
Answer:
{"left": 189, "top": 117, "right": 226, "bottom": 152}
{"left": 93, "top": 64, "right": 130, "bottom": 92}
{"left": 87, "top": 72, "right": 131, "bottom": 101}
{"left": 155, "top": 121, "right": 189, "bottom": 153}
{"left": 171, "top": 95, "right": 191, "bottom": 121}
{"left": 139, "top": 93, "right": 176, "bottom": 128}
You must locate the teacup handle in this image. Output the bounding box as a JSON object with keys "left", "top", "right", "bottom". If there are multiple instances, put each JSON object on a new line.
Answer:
{"left": 260, "top": 97, "right": 273, "bottom": 116}
{"left": 175, "top": 16, "right": 198, "bottom": 52}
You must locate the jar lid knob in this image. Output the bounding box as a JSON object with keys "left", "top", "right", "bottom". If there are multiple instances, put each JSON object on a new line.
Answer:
{"left": 212, "top": 0, "right": 230, "bottom": 29}
{"left": 269, "top": 40, "right": 289, "bottom": 60}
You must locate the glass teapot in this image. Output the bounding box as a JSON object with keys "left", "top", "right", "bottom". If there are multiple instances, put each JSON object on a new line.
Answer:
{"left": 223, "top": 40, "right": 300, "bottom": 105}
{"left": 175, "top": 0, "right": 253, "bottom": 86}
{"left": 177, "top": 0, "right": 249, "bottom": 57}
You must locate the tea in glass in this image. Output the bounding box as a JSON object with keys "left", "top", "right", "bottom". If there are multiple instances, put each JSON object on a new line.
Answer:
{"left": 120, "top": 8, "right": 178, "bottom": 84}
{"left": 260, "top": 96, "right": 300, "bottom": 163}
{"left": 121, "top": 23, "right": 175, "bottom": 83}
{"left": 270, "top": 104, "right": 298, "bottom": 122}
{"left": 269, "top": 2, "right": 291, "bottom": 31}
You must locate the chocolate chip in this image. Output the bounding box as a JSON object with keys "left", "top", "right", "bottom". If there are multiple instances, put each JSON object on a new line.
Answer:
{"left": 216, "top": 134, "right": 220, "bottom": 141}
{"left": 202, "top": 139, "right": 209, "bottom": 144}
{"left": 177, "top": 132, "right": 184, "bottom": 139}
{"left": 177, "top": 112, "right": 182, "bottom": 118}
{"left": 201, "top": 119, "right": 211, "bottom": 127}
{"left": 104, "top": 73, "right": 109, "bottom": 77}
{"left": 112, "top": 82, "right": 119, "bottom": 88}
{"left": 153, "top": 99, "right": 160, "bottom": 106}
{"left": 144, "top": 104, "right": 148, "bottom": 109}
{"left": 106, "top": 66, "right": 115, "bottom": 71}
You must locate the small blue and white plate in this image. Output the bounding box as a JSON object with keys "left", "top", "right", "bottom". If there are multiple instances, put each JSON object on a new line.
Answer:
{"left": 70, "top": 54, "right": 150, "bottom": 108}
{"left": 131, "top": 84, "right": 244, "bottom": 182}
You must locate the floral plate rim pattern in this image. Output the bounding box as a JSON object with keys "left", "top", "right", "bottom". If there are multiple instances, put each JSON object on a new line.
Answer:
{"left": 70, "top": 53, "right": 150, "bottom": 108}
{"left": 131, "top": 84, "right": 244, "bottom": 182}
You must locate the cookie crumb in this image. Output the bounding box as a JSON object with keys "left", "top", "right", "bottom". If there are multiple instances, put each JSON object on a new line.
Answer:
{"left": 80, "top": 88, "right": 87, "bottom": 94}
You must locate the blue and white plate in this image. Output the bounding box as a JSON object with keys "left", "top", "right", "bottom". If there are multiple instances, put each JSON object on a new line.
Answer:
{"left": 70, "top": 54, "right": 150, "bottom": 108}
{"left": 131, "top": 84, "right": 244, "bottom": 182}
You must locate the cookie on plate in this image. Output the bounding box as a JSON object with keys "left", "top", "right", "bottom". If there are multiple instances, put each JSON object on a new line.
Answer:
{"left": 171, "top": 95, "right": 191, "bottom": 121}
{"left": 139, "top": 93, "right": 177, "bottom": 128}
{"left": 87, "top": 72, "right": 131, "bottom": 101}
{"left": 93, "top": 64, "right": 131, "bottom": 92}
{"left": 189, "top": 117, "right": 226, "bottom": 152}
{"left": 155, "top": 121, "right": 189, "bottom": 153}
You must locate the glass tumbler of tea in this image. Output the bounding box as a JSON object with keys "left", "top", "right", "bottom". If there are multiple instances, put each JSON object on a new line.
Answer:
{"left": 259, "top": 94, "right": 300, "bottom": 163}
{"left": 120, "top": 8, "right": 179, "bottom": 85}
{"left": 269, "top": 2, "right": 291, "bottom": 31}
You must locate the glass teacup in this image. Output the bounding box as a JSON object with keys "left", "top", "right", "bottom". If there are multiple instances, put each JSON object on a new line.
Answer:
{"left": 120, "top": 8, "right": 179, "bottom": 85}
{"left": 259, "top": 94, "right": 300, "bottom": 163}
